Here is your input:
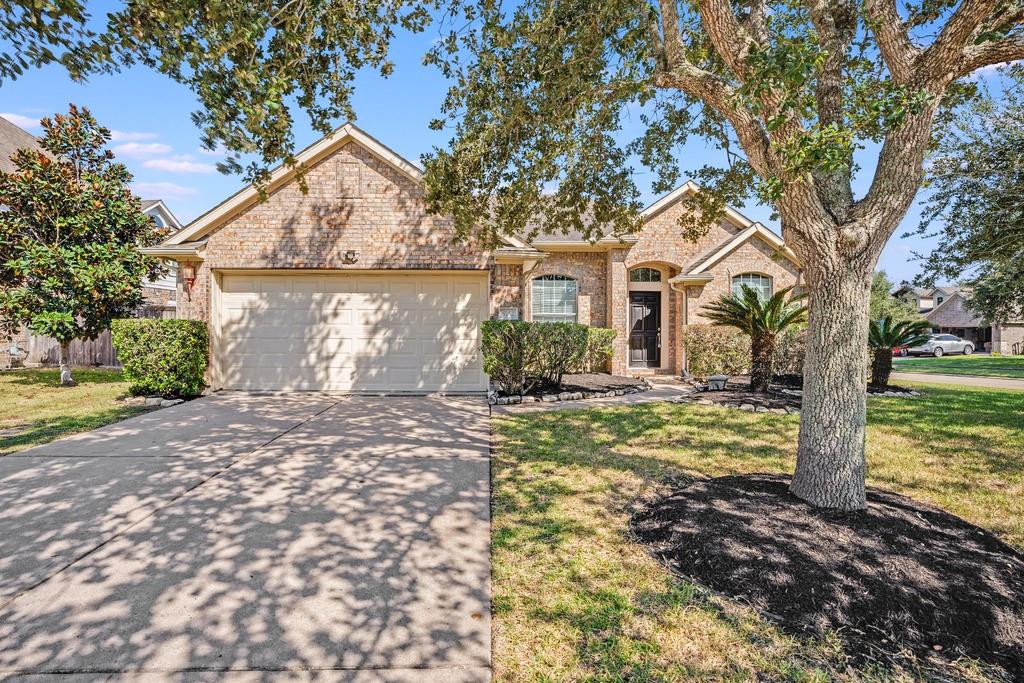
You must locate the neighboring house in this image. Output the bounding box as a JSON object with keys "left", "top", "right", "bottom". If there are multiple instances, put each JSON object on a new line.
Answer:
{"left": 140, "top": 199, "right": 183, "bottom": 317}
{"left": 892, "top": 285, "right": 1024, "bottom": 354}
{"left": 142, "top": 123, "right": 802, "bottom": 393}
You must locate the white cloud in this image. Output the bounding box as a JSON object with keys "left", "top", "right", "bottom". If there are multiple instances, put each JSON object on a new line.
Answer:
{"left": 1, "top": 113, "right": 40, "bottom": 129}
{"left": 131, "top": 181, "right": 199, "bottom": 200}
{"left": 143, "top": 154, "right": 216, "bottom": 173}
{"left": 110, "top": 130, "right": 160, "bottom": 142}
{"left": 114, "top": 142, "right": 173, "bottom": 158}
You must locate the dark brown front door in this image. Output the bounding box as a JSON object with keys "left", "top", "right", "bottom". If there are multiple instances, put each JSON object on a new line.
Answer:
{"left": 629, "top": 292, "right": 661, "bottom": 367}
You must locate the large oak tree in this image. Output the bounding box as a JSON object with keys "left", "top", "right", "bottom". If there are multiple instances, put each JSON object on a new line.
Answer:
{"left": 3, "top": 0, "right": 1019, "bottom": 507}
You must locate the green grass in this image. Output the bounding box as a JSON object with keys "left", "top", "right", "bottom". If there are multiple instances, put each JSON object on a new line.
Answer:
{"left": 0, "top": 368, "right": 148, "bottom": 455}
{"left": 893, "top": 353, "right": 1024, "bottom": 378}
{"left": 491, "top": 383, "right": 1023, "bottom": 681}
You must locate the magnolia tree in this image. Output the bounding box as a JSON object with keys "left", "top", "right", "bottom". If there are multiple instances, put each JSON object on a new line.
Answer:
{"left": 4, "top": 0, "right": 1019, "bottom": 507}
{"left": 0, "top": 106, "right": 166, "bottom": 385}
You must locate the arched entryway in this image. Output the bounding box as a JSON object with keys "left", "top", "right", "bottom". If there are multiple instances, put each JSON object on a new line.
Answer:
{"left": 626, "top": 265, "right": 671, "bottom": 370}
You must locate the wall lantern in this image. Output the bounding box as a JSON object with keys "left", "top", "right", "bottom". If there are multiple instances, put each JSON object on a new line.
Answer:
{"left": 181, "top": 262, "right": 197, "bottom": 296}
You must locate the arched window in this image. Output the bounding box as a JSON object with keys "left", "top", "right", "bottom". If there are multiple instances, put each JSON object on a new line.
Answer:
{"left": 532, "top": 275, "right": 578, "bottom": 323}
{"left": 732, "top": 273, "right": 772, "bottom": 299}
{"left": 629, "top": 267, "right": 662, "bottom": 283}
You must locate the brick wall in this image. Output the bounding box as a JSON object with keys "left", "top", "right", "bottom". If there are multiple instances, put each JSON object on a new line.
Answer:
{"left": 993, "top": 324, "right": 1024, "bottom": 354}
{"left": 925, "top": 294, "right": 983, "bottom": 328}
{"left": 491, "top": 263, "right": 523, "bottom": 318}
{"left": 181, "top": 141, "right": 492, "bottom": 324}
{"left": 526, "top": 252, "right": 608, "bottom": 326}
{"left": 684, "top": 238, "right": 801, "bottom": 325}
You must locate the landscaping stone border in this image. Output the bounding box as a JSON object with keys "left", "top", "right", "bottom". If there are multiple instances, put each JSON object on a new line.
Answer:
{"left": 489, "top": 378, "right": 652, "bottom": 405}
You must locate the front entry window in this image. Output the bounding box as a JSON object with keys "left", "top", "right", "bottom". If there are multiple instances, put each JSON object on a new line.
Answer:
{"left": 630, "top": 267, "right": 662, "bottom": 283}
{"left": 532, "top": 275, "right": 578, "bottom": 323}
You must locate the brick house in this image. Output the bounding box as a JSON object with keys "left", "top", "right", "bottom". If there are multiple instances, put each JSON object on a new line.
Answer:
{"left": 143, "top": 123, "right": 801, "bottom": 392}
{"left": 918, "top": 289, "right": 1024, "bottom": 354}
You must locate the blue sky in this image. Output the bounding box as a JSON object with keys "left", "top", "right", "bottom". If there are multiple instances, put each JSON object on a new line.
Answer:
{"left": 0, "top": 29, "right": 1006, "bottom": 284}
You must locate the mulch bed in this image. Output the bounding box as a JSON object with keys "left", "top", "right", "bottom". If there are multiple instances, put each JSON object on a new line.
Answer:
{"left": 552, "top": 373, "right": 647, "bottom": 394}
{"left": 630, "top": 474, "right": 1024, "bottom": 679}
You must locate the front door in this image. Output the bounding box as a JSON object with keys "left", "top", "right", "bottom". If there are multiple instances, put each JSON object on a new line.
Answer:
{"left": 629, "top": 292, "right": 661, "bottom": 367}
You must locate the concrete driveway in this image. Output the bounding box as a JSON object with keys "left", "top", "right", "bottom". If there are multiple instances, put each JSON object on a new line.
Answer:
{"left": 0, "top": 393, "right": 491, "bottom": 682}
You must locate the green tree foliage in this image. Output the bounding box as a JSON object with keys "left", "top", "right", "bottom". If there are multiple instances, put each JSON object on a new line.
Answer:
{"left": 868, "top": 316, "right": 932, "bottom": 386}
{"left": 701, "top": 285, "right": 807, "bottom": 392}
{"left": 870, "top": 271, "right": 922, "bottom": 322}
{"left": 912, "top": 69, "right": 1024, "bottom": 324}
{"left": 0, "top": 105, "right": 166, "bottom": 385}
{"left": 0, "top": 0, "right": 434, "bottom": 187}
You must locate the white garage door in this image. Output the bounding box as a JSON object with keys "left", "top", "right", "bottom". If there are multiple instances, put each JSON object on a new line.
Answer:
{"left": 217, "top": 272, "right": 489, "bottom": 392}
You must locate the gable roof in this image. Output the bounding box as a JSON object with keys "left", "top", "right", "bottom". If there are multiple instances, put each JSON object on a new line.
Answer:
{"left": 141, "top": 199, "right": 183, "bottom": 232}
{"left": 0, "top": 116, "right": 41, "bottom": 173}
{"left": 641, "top": 180, "right": 762, "bottom": 231}
{"left": 685, "top": 223, "right": 799, "bottom": 274}
{"left": 166, "top": 123, "right": 424, "bottom": 245}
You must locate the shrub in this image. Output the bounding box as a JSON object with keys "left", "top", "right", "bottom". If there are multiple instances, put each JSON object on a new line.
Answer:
{"left": 575, "top": 327, "right": 616, "bottom": 373}
{"left": 772, "top": 325, "right": 808, "bottom": 377}
{"left": 111, "top": 319, "right": 208, "bottom": 397}
{"left": 481, "top": 320, "right": 616, "bottom": 395}
{"left": 682, "top": 324, "right": 751, "bottom": 380}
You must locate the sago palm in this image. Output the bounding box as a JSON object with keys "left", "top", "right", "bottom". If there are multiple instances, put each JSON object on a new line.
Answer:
{"left": 702, "top": 285, "right": 808, "bottom": 392}
{"left": 868, "top": 316, "right": 932, "bottom": 387}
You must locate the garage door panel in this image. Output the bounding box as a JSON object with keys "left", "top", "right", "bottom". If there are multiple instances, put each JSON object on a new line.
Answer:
{"left": 218, "top": 272, "right": 488, "bottom": 392}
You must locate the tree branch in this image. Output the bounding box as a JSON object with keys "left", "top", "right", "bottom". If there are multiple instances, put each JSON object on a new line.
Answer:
{"left": 806, "top": 0, "right": 857, "bottom": 218}
{"left": 920, "top": 0, "right": 1001, "bottom": 78}
{"left": 960, "top": 33, "right": 1024, "bottom": 74}
{"left": 694, "top": 0, "right": 759, "bottom": 79}
{"left": 863, "top": 0, "right": 921, "bottom": 84}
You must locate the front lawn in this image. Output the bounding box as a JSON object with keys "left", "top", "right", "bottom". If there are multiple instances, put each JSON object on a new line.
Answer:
{"left": 0, "top": 368, "right": 147, "bottom": 455}
{"left": 893, "top": 354, "right": 1024, "bottom": 378}
{"left": 491, "top": 383, "right": 1023, "bottom": 681}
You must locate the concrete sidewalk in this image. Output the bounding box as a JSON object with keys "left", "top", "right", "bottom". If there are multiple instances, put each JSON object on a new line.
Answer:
{"left": 891, "top": 372, "right": 1024, "bottom": 391}
{"left": 0, "top": 394, "right": 491, "bottom": 681}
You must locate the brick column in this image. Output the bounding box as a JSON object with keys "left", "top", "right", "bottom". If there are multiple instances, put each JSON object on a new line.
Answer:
{"left": 608, "top": 249, "right": 629, "bottom": 375}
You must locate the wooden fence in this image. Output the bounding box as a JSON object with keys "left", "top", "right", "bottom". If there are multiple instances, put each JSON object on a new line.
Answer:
{"left": 15, "top": 305, "right": 175, "bottom": 368}
{"left": 23, "top": 329, "right": 120, "bottom": 367}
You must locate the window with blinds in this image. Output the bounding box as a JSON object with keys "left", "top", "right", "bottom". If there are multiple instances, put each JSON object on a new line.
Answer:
{"left": 531, "top": 275, "right": 578, "bottom": 323}
{"left": 731, "top": 273, "right": 772, "bottom": 299}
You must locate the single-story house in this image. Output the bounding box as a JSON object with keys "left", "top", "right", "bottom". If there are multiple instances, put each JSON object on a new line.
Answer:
{"left": 893, "top": 285, "right": 1024, "bottom": 354}
{"left": 142, "top": 123, "right": 802, "bottom": 393}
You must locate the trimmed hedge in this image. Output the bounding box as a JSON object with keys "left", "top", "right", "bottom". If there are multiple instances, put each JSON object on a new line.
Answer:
{"left": 111, "top": 319, "right": 208, "bottom": 397}
{"left": 481, "top": 321, "right": 616, "bottom": 395}
{"left": 683, "top": 323, "right": 807, "bottom": 380}
{"left": 682, "top": 324, "right": 751, "bottom": 380}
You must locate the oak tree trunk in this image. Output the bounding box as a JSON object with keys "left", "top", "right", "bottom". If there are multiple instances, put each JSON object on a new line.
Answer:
{"left": 790, "top": 265, "right": 873, "bottom": 510}
{"left": 871, "top": 348, "right": 893, "bottom": 387}
{"left": 58, "top": 342, "right": 76, "bottom": 387}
